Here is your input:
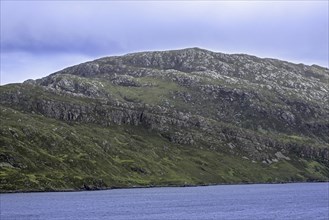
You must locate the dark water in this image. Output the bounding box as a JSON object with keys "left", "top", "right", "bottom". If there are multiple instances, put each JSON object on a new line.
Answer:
{"left": 1, "top": 183, "right": 328, "bottom": 220}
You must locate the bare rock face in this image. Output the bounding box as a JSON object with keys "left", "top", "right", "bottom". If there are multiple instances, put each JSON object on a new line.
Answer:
{"left": 1, "top": 47, "right": 329, "bottom": 163}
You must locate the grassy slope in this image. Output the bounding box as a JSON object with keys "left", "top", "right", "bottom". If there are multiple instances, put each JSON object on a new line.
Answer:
{"left": 1, "top": 105, "right": 328, "bottom": 192}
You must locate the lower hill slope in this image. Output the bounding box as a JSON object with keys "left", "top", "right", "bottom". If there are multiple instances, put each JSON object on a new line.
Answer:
{"left": 1, "top": 105, "right": 328, "bottom": 192}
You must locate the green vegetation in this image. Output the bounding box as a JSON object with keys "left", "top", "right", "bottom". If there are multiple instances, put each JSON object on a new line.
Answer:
{"left": 102, "top": 76, "right": 184, "bottom": 105}
{"left": 1, "top": 105, "right": 328, "bottom": 192}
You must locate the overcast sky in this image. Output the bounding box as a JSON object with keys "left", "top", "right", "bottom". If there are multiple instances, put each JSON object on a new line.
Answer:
{"left": 1, "top": 1, "right": 328, "bottom": 85}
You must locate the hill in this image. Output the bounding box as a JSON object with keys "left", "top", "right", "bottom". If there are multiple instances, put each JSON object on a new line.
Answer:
{"left": 1, "top": 48, "right": 328, "bottom": 192}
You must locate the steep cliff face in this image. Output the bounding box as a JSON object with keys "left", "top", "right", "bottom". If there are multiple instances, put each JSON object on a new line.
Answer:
{"left": 1, "top": 48, "right": 328, "bottom": 192}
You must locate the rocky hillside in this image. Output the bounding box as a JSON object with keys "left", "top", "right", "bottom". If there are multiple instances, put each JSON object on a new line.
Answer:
{"left": 1, "top": 48, "right": 329, "bottom": 192}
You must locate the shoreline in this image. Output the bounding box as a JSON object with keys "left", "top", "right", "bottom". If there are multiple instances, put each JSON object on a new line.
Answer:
{"left": 1, "top": 180, "right": 328, "bottom": 195}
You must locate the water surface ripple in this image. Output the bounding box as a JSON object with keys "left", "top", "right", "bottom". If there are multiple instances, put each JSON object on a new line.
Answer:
{"left": 1, "top": 183, "right": 328, "bottom": 220}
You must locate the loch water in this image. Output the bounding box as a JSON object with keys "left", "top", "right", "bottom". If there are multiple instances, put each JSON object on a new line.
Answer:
{"left": 1, "top": 182, "right": 328, "bottom": 220}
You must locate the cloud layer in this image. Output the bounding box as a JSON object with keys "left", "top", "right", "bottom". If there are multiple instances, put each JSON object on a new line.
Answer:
{"left": 1, "top": 1, "right": 328, "bottom": 84}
